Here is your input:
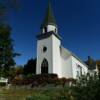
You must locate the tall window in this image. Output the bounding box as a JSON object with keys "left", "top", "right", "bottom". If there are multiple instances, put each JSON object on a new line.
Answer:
{"left": 77, "top": 64, "right": 82, "bottom": 76}
{"left": 55, "top": 28, "right": 57, "bottom": 33}
{"left": 77, "top": 71, "right": 79, "bottom": 77}
{"left": 41, "top": 59, "right": 48, "bottom": 74}
{"left": 44, "top": 27, "right": 47, "bottom": 33}
{"left": 76, "top": 64, "right": 83, "bottom": 78}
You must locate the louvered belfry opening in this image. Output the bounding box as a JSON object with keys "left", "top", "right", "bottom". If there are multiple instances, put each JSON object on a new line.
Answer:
{"left": 41, "top": 59, "right": 48, "bottom": 74}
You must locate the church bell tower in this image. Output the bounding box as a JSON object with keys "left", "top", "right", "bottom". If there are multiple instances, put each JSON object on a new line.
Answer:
{"left": 36, "top": 2, "right": 62, "bottom": 77}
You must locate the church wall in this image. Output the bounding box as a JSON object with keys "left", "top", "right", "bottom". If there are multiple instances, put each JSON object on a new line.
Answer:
{"left": 52, "top": 34, "right": 62, "bottom": 78}
{"left": 36, "top": 34, "right": 61, "bottom": 77}
{"left": 61, "top": 56, "right": 73, "bottom": 78}
{"left": 36, "top": 36, "right": 53, "bottom": 74}
{"left": 42, "top": 25, "right": 57, "bottom": 34}
{"left": 47, "top": 25, "right": 57, "bottom": 34}
{"left": 36, "top": 2, "right": 89, "bottom": 79}
{"left": 72, "top": 56, "right": 88, "bottom": 79}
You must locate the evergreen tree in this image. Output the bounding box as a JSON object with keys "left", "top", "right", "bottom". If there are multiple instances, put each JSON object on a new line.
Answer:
{"left": 23, "top": 58, "right": 36, "bottom": 76}
{"left": 0, "top": 24, "right": 17, "bottom": 77}
{"left": 0, "top": 0, "right": 20, "bottom": 78}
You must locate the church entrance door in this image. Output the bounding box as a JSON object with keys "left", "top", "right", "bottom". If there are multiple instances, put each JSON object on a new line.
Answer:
{"left": 41, "top": 59, "right": 48, "bottom": 74}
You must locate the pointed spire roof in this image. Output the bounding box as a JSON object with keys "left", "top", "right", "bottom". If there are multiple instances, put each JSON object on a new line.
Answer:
{"left": 42, "top": 2, "right": 56, "bottom": 27}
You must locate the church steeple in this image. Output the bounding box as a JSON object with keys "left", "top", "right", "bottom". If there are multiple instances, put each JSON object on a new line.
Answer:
{"left": 41, "top": 1, "right": 58, "bottom": 34}
{"left": 42, "top": 2, "right": 56, "bottom": 27}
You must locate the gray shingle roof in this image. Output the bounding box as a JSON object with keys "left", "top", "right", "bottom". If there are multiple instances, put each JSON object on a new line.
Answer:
{"left": 60, "top": 46, "right": 88, "bottom": 67}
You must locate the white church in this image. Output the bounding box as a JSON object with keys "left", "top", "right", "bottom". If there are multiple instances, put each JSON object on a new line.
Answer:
{"left": 36, "top": 3, "right": 88, "bottom": 79}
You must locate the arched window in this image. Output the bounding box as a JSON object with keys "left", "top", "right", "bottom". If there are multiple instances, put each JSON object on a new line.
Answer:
{"left": 41, "top": 59, "right": 48, "bottom": 74}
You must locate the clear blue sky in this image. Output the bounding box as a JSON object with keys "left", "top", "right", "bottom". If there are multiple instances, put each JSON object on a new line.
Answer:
{"left": 8, "top": 0, "right": 100, "bottom": 65}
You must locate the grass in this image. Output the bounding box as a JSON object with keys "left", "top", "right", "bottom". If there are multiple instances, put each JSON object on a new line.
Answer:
{"left": 0, "top": 87, "right": 34, "bottom": 100}
{"left": 0, "top": 86, "right": 71, "bottom": 100}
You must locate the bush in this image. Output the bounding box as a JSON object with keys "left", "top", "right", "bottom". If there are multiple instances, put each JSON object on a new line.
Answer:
{"left": 11, "top": 75, "right": 23, "bottom": 85}
{"left": 0, "top": 82, "right": 6, "bottom": 86}
{"left": 11, "top": 74, "right": 58, "bottom": 86}
{"left": 71, "top": 73, "right": 100, "bottom": 100}
{"left": 11, "top": 73, "right": 76, "bottom": 87}
{"left": 31, "top": 74, "right": 58, "bottom": 87}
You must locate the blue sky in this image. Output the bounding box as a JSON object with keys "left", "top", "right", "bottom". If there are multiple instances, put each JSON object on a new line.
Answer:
{"left": 8, "top": 0, "right": 100, "bottom": 65}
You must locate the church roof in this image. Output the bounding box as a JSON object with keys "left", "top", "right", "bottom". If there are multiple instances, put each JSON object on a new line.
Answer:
{"left": 37, "top": 31, "right": 61, "bottom": 40}
{"left": 41, "top": 2, "right": 56, "bottom": 27}
{"left": 60, "top": 46, "right": 88, "bottom": 67}
{"left": 60, "top": 46, "right": 71, "bottom": 59}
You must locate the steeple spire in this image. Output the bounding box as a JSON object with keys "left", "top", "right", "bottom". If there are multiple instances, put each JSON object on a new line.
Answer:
{"left": 42, "top": 1, "right": 56, "bottom": 27}
{"left": 37, "top": 1, "right": 61, "bottom": 40}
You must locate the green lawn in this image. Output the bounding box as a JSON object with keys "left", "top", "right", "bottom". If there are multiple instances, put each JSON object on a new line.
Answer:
{"left": 0, "top": 86, "right": 71, "bottom": 100}
{"left": 0, "top": 87, "right": 35, "bottom": 100}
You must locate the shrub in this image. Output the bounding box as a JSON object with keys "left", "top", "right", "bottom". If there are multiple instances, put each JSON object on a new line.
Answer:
{"left": 71, "top": 73, "right": 100, "bottom": 100}
{"left": 31, "top": 74, "right": 58, "bottom": 87}
{"left": 0, "top": 82, "right": 6, "bottom": 86}
{"left": 11, "top": 75, "right": 23, "bottom": 85}
{"left": 11, "top": 74, "right": 58, "bottom": 86}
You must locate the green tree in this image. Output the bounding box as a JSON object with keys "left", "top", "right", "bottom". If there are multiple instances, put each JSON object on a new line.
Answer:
{"left": 0, "top": 24, "right": 20, "bottom": 77}
{"left": 23, "top": 58, "right": 36, "bottom": 76}
{"left": 0, "top": 0, "right": 20, "bottom": 78}
{"left": 96, "top": 60, "right": 100, "bottom": 72}
{"left": 15, "top": 66, "right": 23, "bottom": 76}
{"left": 86, "top": 56, "right": 97, "bottom": 70}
